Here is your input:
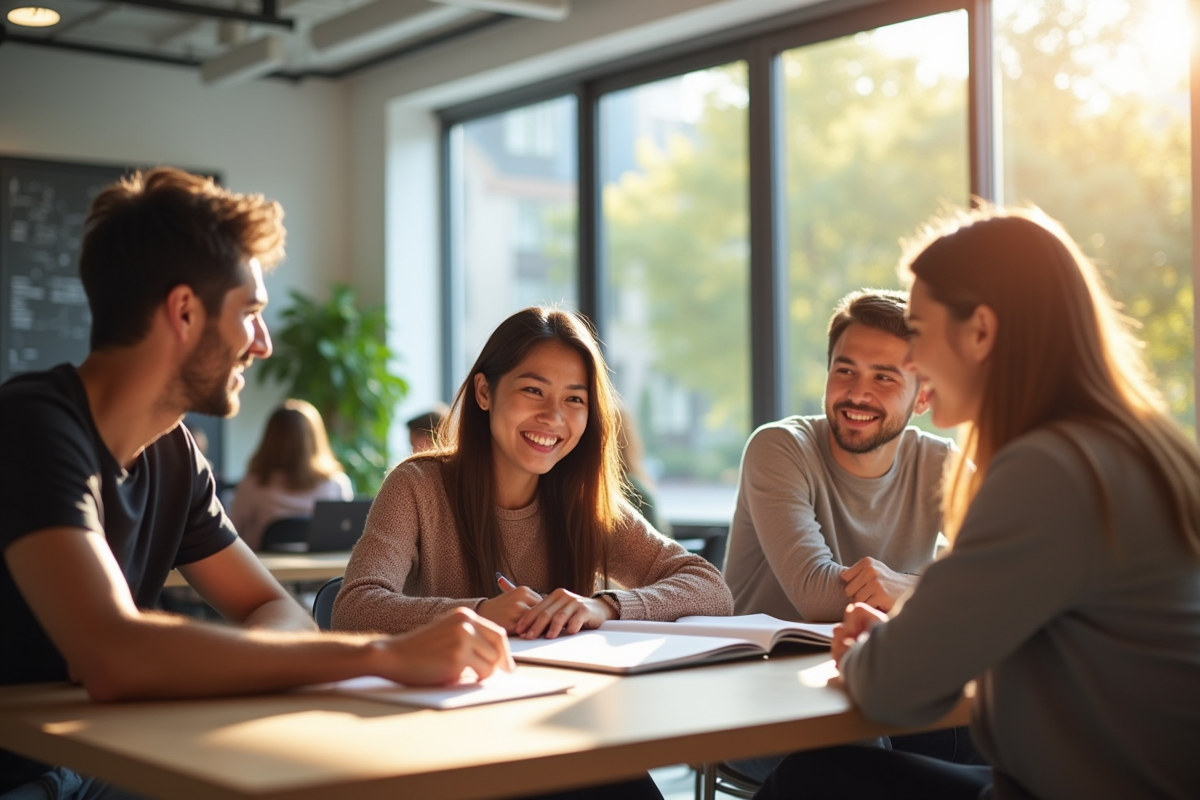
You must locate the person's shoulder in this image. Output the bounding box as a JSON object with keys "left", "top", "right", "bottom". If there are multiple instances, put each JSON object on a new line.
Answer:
{"left": 993, "top": 420, "right": 1127, "bottom": 476}
{"left": 380, "top": 455, "right": 446, "bottom": 495}
{"left": 747, "top": 415, "right": 825, "bottom": 450}
{"left": 153, "top": 419, "right": 201, "bottom": 465}
{"left": 898, "top": 425, "right": 955, "bottom": 459}
{"left": 0, "top": 364, "right": 83, "bottom": 411}
{"left": 0, "top": 365, "right": 91, "bottom": 437}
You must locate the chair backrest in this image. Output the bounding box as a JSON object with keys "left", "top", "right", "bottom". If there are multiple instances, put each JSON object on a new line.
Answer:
{"left": 312, "top": 576, "right": 343, "bottom": 631}
{"left": 259, "top": 517, "right": 311, "bottom": 552}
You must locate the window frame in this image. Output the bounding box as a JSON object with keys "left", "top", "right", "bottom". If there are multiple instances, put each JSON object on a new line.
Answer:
{"left": 438, "top": 0, "right": 995, "bottom": 423}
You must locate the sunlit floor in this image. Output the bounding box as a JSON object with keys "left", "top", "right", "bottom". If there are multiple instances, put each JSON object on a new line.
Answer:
{"left": 650, "top": 764, "right": 699, "bottom": 800}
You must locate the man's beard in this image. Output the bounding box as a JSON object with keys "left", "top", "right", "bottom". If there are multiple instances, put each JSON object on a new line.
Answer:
{"left": 827, "top": 400, "right": 912, "bottom": 454}
{"left": 178, "top": 322, "right": 245, "bottom": 418}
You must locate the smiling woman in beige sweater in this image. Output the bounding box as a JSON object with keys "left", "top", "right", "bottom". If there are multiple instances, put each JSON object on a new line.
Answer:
{"left": 334, "top": 307, "right": 731, "bottom": 800}
{"left": 333, "top": 306, "right": 731, "bottom": 642}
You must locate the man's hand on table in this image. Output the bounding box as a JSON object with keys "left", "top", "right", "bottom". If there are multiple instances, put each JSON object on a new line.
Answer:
{"left": 375, "top": 608, "right": 514, "bottom": 686}
{"left": 841, "top": 557, "right": 918, "bottom": 612}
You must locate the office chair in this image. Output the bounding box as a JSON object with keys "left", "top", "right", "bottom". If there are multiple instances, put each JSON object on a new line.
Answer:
{"left": 312, "top": 576, "right": 343, "bottom": 631}
{"left": 259, "top": 517, "right": 311, "bottom": 552}
{"left": 694, "top": 761, "right": 761, "bottom": 800}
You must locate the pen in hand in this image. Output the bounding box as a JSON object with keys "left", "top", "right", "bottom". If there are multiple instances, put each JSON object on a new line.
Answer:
{"left": 495, "top": 572, "right": 542, "bottom": 599}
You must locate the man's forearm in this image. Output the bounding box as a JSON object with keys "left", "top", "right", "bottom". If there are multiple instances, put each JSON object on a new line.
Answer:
{"left": 240, "top": 595, "right": 319, "bottom": 632}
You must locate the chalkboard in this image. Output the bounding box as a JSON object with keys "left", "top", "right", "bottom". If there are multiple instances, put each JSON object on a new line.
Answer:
{"left": 0, "top": 156, "right": 128, "bottom": 380}
{"left": 0, "top": 156, "right": 226, "bottom": 476}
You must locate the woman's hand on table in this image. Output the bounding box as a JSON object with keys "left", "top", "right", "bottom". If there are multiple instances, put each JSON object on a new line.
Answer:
{"left": 516, "top": 588, "right": 616, "bottom": 640}
{"left": 832, "top": 602, "right": 888, "bottom": 668}
{"left": 477, "top": 585, "right": 543, "bottom": 633}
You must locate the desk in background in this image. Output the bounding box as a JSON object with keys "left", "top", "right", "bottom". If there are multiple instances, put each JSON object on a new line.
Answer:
{"left": 163, "top": 551, "right": 351, "bottom": 589}
{"left": 0, "top": 654, "right": 970, "bottom": 800}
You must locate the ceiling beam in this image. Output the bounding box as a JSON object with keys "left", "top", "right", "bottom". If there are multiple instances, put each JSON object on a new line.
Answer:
{"left": 47, "top": 2, "right": 121, "bottom": 38}
{"left": 79, "top": 0, "right": 295, "bottom": 29}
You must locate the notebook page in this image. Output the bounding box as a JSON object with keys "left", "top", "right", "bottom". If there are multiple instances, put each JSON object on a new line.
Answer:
{"left": 313, "top": 671, "right": 574, "bottom": 709}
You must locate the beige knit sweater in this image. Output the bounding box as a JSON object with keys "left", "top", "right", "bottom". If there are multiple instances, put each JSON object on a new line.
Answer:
{"left": 332, "top": 458, "right": 733, "bottom": 634}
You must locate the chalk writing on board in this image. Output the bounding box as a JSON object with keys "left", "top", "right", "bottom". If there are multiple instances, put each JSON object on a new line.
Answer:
{"left": 2, "top": 163, "right": 117, "bottom": 378}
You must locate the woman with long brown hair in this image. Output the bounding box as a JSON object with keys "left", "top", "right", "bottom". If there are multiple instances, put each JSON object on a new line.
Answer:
{"left": 755, "top": 207, "right": 1200, "bottom": 800}
{"left": 335, "top": 307, "right": 731, "bottom": 799}
{"left": 230, "top": 398, "right": 352, "bottom": 549}
{"left": 334, "top": 306, "right": 729, "bottom": 631}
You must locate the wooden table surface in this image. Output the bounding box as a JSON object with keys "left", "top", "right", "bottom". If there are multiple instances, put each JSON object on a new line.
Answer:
{"left": 0, "top": 653, "right": 970, "bottom": 800}
{"left": 163, "top": 552, "right": 351, "bottom": 588}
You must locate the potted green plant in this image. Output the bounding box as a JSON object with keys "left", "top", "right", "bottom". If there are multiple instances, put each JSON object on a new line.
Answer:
{"left": 256, "top": 283, "right": 408, "bottom": 495}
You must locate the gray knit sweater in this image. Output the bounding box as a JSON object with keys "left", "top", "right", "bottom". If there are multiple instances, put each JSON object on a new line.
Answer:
{"left": 841, "top": 423, "right": 1200, "bottom": 800}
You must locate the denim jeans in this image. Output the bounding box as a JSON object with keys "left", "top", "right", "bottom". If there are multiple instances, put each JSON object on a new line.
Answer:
{"left": 0, "top": 768, "right": 148, "bottom": 800}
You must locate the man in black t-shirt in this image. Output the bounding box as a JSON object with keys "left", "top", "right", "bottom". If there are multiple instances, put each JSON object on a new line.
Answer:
{"left": 0, "top": 168, "right": 511, "bottom": 799}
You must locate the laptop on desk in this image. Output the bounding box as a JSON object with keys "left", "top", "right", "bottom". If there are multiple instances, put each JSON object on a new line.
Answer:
{"left": 306, "top": 499, "right": 372, "bottom": 552}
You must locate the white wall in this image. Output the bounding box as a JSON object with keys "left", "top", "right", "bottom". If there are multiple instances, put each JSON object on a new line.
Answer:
{"left": 0, "top": 45, "right": 350, "bottom": 478}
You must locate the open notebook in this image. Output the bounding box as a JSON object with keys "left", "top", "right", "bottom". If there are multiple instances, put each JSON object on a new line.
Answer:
{"left": 507, "top": 613, "right": 836, "bottom": 675}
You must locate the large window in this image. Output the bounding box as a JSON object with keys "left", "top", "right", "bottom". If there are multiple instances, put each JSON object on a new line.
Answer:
{"left": 600, "top": 63, "right": 750, "bottom": 521}
{"left": 442, "top": 0, "right": 1196, "bottom": 521}
{"left": 996, "top": 0, "right": 1194, "bottom": 432}
{"left": 781, "top": 11, "right": 970, "bottom": 418}
{"left": 446, "top": 96, "right": 579, "bottom": 387}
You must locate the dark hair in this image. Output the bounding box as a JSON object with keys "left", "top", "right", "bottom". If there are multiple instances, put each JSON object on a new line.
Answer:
{"left": 80, "top": 167, "right": 285, "bottom": 350}
{"left": 411, "top": 307, "right": 624, "bottom": 598}
{"left": 246, "top": 399, "right": 343, "bottom": 492}
{"left": 826, "top": 289, "right": 912, "bottom": 366}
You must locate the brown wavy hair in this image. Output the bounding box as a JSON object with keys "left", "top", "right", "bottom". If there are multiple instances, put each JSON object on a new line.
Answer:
{"left": 80, "top": 167, "right": 285, "bottom": 350}
{"left": 412, "top": 307, "right": 625, "bottom": 597}
{"left": 246, "top": 399, "right": 343, "bottom": 492}
{"left": 901, "top": 205, "right": 1200, "bottom": 556}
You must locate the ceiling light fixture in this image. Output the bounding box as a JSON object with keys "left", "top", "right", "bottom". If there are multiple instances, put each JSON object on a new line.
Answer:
{"left": 430, "top": 0, "right": 568, "bottom": 22}
{"left": 7, "top": 6, "right": 61, "bottom": 27}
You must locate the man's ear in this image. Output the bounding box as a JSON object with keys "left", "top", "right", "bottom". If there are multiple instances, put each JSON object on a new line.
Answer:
{"left": 913, "top": 383, "right": 932, "bottom": 416}
{"left": 473, "top": 372, "right": 490, "bottom": 411}
{"left": 163, "top": 284, "right": 203, "bottom": 343}
{"left": 965, "top": 304, "right": 998, "bottom": 363}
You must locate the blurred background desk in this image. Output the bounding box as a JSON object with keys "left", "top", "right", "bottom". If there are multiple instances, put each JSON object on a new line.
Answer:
{"left": 164, "top": 551, "right": 352, "bottom": 589}
{"left": 0, "top": 654, "right": 969, "bottom": 800}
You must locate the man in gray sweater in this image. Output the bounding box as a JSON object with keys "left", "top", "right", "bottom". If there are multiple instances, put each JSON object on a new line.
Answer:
{"left": 722, "top": 290, "right": 974, "bottom": 781}
{"left": 724, "top": 289, "right": 952, "bottom": 622}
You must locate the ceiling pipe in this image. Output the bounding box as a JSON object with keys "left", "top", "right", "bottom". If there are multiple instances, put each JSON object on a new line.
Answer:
{"left": 200, "top": 33, "right": 285, "bottom": 85}
{"left": 78, "top": 0, "right": 295, "bottom": 30}
{"left": 430, "top": 0, "right": 568, "bottom": 22}
{"left": 309, "top": 0, "right": 470, "bottom": 55}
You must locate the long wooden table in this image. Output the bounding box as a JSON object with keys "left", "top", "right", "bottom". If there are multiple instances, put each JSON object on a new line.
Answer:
{"left": 163, "top": 552, "right": 351, "bottom": 589}
{"left": 0, "top": 654, "right": 970, "bottom": 800}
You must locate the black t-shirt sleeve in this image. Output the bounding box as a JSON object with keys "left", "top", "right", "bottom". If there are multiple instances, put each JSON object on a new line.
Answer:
{"left": 172, "top": 423, "right": 237, "bottom": 567}
{"left": 0, "top": 387, "right": 104, "bottom": 550}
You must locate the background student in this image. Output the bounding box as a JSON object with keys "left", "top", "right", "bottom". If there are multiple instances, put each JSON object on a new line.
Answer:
{"left": 615, "top": 403, "right": 669, "bottom": 536}
{"left": 406, "top": 403, "right": 449, "bottom": 454}
{"left": 755, "top": 207, "right": 1200, "bottom": 800}
{"left": 333, "top": 306, "right": 733, "bottom": 641}
{"left": 230, "top": 399, "right": 353, "bottom": 550}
